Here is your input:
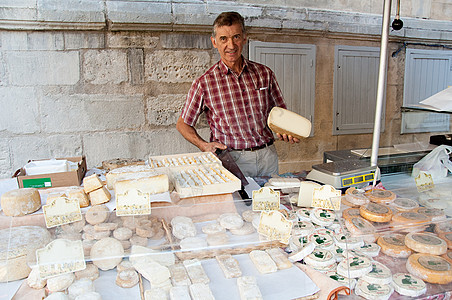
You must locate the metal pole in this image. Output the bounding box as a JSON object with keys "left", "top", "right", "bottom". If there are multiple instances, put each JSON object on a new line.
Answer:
{"left": 371, "top": 0, "right": 392, "bottom": 166}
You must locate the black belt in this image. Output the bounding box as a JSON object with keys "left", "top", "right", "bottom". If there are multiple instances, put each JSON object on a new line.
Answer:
{"left": 234, "top": 140, "right": 274, "bottom": 152}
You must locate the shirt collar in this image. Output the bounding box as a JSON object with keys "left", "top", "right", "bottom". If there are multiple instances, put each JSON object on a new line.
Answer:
{"left": 218, "top": 56, "right": 248, "bottom": 75}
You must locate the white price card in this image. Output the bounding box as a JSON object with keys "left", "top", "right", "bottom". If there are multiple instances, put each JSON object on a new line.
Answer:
{"left": 311, "top": 185, "right": 341, "bottom": 211}
{"left": 43, "top": 196, "right": 82, "bottom": 228}
{"left": 415, "top": 171, "right": 435, "bottom": 192}
{"left": 116, "top": 188, "right": 151, "bottom": 216}
{"left": 258, "top": 210, "right": 293, "bottom": 245}
{"left": 36, "top": 239, "right": 86, "bottom": 279}
{"left": 252, "top": 187, "right": 280, "bottom": 211}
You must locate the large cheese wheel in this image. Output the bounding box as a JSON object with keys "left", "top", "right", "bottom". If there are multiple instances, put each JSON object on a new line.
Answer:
{"left": 406, "top": 253, "right": 452, "bottom": 284}
{"left": 344, "top": 216, "right": 376, "bottom": 237}
{"left": 377, "top": 234, "right": 412, "bottom": 258}
{"left": 391, "top": 212, "right": 430, "bottom": 229}
{"left": 390, "top": 197, "right": 419, "bottom": 211}
{"left": 413, "top": 207, "right": 446, "bottom": 222}
{"left": 364, "top": 189, "right": 396, "bottom": 204}
{"left": 1, "top": 188, "right": 41, "bottom": 217}
{"left": 442, "top": 251, "right": 452, "bottom": 264}
{"left": 405, "top": 232, "right": 447, "bottom": 255}
{"left": 344, "top": 187, "right": 369, "bottom": 206}
{"left": 359, "top": 202, "right": 392, "bottom": 223}
{"left": 434, "top": 220, "right": 452, "bottom": 235}
{"left": 342, "top": 208, "right": 361, "bottom": 220}
{"left": 267, "top": 106, "right": 311, "bottom": 139}
{"left": 437, "top": 232, "right": 452, "bottom": 249}
{"left": 0, "top": 226, "right": 51, "bottom": 282}
{"left": 297, "top": 181, "right": 320, "bottom": 207}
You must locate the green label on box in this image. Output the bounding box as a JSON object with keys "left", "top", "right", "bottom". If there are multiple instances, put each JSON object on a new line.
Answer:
{"left": 22, "top": 178, "right": 52, "bottom": 188}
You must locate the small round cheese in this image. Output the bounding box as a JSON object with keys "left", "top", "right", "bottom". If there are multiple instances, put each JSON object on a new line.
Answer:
{"left": 171, "top": 216, "right": 197, "bottom": 239}
{"left": 310, "top": 208, "right": 335, "bottom": 227}
{"left": 288, "top": 241, "right": 315, "bottom": 262}
{"left": 362, "top": 261, "right": 392, "bottom": 285}
{"left": 304, "top": 249, "right": 336, "bottom": 268}
{"left": 391, "top": 273, "right": 426, "bottom": 297}
{"left": 337, "top": 256, "right": 373, "bottom": 278}
{"left": 218, "top": 213, "right": 244, "bottom": 230}
{"left": 90, "top": 237, "right": 124, "bottom": 271}
{"left": 296, "top": 208, "right": 312, "bottom": 222}
{"left": 345, "top": 187, "right": 369, "bottom": 206}
{"left": 364, "top": 189, "right": 396, "bottom": 204}
{"left": 355, "top": 279, "right": 394, "bottom": 300}
{"left": 359, "top": 202, "right": 392, "bottom": 223}
{"left": 406, "top": 253, "right": 452, "bottom": 284}
{"left": 390, "top": 197, "right": 419, "bottom": 211}
{"left": 344, "top": 216, "right": 376, "bottom": 237}
{"left": 357, "top": 243, "right": 381, "bottom": 257}
{"left": 405, "top": 232, "right": 447, "bottom": 255}
{"left": 291, "top": 221, "right": 315, "bottom": 237}
{"left": 327, "top": 271, "right": 357, "bottom": 289}
{"left": 333, "top": 234, "right": 364, "bottom": 250}
{"left": 434, "top": 220, "right": 452, "bottom": 235}
{"left": 1, "top": 188, "right": 41, "bottom": 216}
{"left": 377, "top": 234, "right": 412, "bottom": 258}
{"left": 308, "top": 229, "right": 335, "bottom": 250}
{"left": 342, "top": 207, "right": 361, "bottom": 220}
{"left": 414, "top": 207, "right": 446, "bottom": 222}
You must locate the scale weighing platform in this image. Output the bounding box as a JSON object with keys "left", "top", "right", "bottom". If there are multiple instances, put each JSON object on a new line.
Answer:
{"left": 306, "top": 160, "right": 379, "bottom": 189}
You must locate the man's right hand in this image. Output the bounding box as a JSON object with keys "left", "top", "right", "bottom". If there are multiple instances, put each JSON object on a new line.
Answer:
{"left": 200, "top": 141, "right": 227, "bottom": 153}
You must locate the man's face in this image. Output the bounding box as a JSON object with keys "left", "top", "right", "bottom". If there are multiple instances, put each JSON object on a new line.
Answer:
{"left": 211, "top": 23, "right": 247, "bottom": 68}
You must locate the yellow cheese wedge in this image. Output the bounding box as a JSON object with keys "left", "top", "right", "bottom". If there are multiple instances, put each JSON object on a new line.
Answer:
{"left": 405, "top": 232, "right": 447, "bottom": 255}
{"left": 364, "top": 189, "right": 396, "bottom": 204}
{"left": 359, "top": 202, "right": 392, "bottom": 223}
{"left": 377, "top": 234, "right": 412, "bottom": 258}
{"left": 267, "top": 107, "right": 311, "bottom": 139}
{"left": 406, "top": 253, "right": 452, "bottom": 284}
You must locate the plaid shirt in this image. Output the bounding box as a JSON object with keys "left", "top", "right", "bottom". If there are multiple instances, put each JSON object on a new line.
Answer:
{"left": 181, "top": 58, "right": 286, "bottom": 150}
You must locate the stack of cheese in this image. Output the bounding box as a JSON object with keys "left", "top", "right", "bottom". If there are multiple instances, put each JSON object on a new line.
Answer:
{"left": 83, "top": 174, "right": 111, "bottom": 206}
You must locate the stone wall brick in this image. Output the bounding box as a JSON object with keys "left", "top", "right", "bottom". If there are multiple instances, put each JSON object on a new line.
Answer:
{"left": 146, "top": 94, "right": 186, "bottom": 126}
{"left": 27, "top": 32, "right": 64, "bottom": 50}
{"left": 145, "top": 50, "right": 210, "bottom": 83}
{"left": 0, "top": 1, "right": 36, "bottom": 22}
{"left": 128, "top": 48, "right": 144, "bottom": 85}
{"left": 5, "top": 51, "right": 79, "bottom": 85}
{"left": 0, "top": 87, "right": 40, "bottom": 134}
{"left": 106, "top": 1, "right": 172, "bottom": 24}
{"left": 0, "top": 31, "right": 28, "bottom": 50}
{"left": 0, "top": 138, "right": 11, "bottom": 178}
{"left": 64, "top": 32, "right": 105, "bottom": 50}
{"left": 173, "top": 2, "right": 212, "bottom": 26}
{"left": 107, "top": 32, "right": 159, "bottom": 49}
{"left": 161, "top": 33, "right": 212, "bottom": 49}
{"left": 37, "top": 0, "right": 105, "bottom": 23}
{"left": 40, "top": 94, "right": 145, "bottom": 133}
{"left": 83, "top": 50, "right": 128, "bottom": 85}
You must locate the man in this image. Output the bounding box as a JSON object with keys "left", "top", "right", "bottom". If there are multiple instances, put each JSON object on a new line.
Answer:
{"left": 177, "top": 11, "right": 299, "bottom": 177}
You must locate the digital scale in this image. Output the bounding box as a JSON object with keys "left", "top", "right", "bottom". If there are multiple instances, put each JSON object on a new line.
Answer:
{"left": 306, "top": 160, "right": 380, "bottom": 190}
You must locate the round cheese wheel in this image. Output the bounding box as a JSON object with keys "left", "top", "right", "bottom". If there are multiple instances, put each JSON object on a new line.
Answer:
{"left": 90, "top": 237, "right": 124, "bottom": 271}
{"left": 359, "top": 202, "right": 392, "bottom": 223}
{"left": 337, "top": 256, "right": 373, "bottom": 278}
{"left": 311, "top": 262, "right": 337, "bottom": 273}
{"left": 390, "top": 197, "right": 419, "bottom": 211}
{"left": 406, "top": 253, "right": 452, "bottom": 284}
{"left": 405, "top": 232, "right": 447, "bottom": 255}
{"left": 342, "top": 207, "right": 361, "bottom": 220}
{"left": 304, "top": 249, "right": 336, "bottom": 268}
{"left": 345, "top": 187, "right": 369, "bottom": 206}
{"left": 344, "top": 216, "right": 376, "bottom": 237}
{"left": 308, "top": 229, "right": 335, "bottom": 250}
{"left": 355, "top": 279, "right": 394, "bottom": 300}
{"left": 441, "top": 251, "right": 452, "bottom": 264}
{"left": 1, "top": 188, "right": 41, "bottom": 217}
{"left": 333, "top": 234, "right": 364, "bottom": 250}
{"left": 391, "top": 273, "right": 426, "bottom": 297}
{"left": 291, "top": 221, "right": 315, "bottom": 237}
{"left": 364, "top": 189, "right": 396, "bottom": 204}
{"left": 391, "top": 212, "right": 430, "bottom": 229}
{"left": 357, "top": 242, "right": 381, "bottom": 257}
{"left": 434, "top": 220, "right": 452, "bottom": 235}
{"left": 362, "top": 261, "right": 392, "bottom": 285}
{"left": 327, "top": 271, "right": 357, "bottom": 289}
{"left": 310, "top": 208, "right": 335, "bottom": 227}
{"left": 377, "top": 234, "right": 412, "bottom": 258}
{"left": 296, "top": 208, "right": 312, "bottom": 222}
{"left": 437, "top": 232, "right": 452, "bottom": 250}
{"left": 414, "top": 207, "right": 446, "bottom": 222}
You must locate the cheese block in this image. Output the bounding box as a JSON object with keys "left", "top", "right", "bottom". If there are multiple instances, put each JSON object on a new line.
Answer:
{"left": 362, "top": 261, "right": 392, "bottom": 285}
{"left": 189, "top": 283, "right": 215, "bottom": 300}
{"left": 265, "top": 248, "right": 292, "bottom": 270}
{"left": 390, "top": 197, "right": 419, "bottom": 211}
{"left": 1, "top": 188, "right": 41, "bottom": 217}
{"left": 216, "top": 254, "right": 242, "bottom": 278}
{"left": 183, "top": 259, "right": 210, "bottom": 284}
{"left": 65, "top": 186, "right": 90, "bottom": 208}
{"left": 355, "top": 279, "right": 394, "bottom": 300}
{"left": 342, "top": 207, "right": 361, "bottom": 220}
{"left": 438, "top": 232, "right": 452, "bottom": 249}
{"left": 249, "top": 250, "right": 277, "bottom": 274}
{"left": 333, "top": 234, "right": 364, "bottom": 250}
{"left": 83, "top": 174, "right": 104, "bottom": 193}
{"left": 170, "top": 286, "right": 191, "bottom": 300}
{"left": 88, "top": 186, "right": 111, "bottom": 205}
{"left": 357, "top": 243, "right": 381, "bottom": 257}
{"left": 391, "top": 212, "right": 430, "bottom": 229}
{"left": 327, "top": 272, "right": 357, "bottom": 289}
{"left": 304, "top": 249, "right": 336, "bottom": 268}
{"left": 359, "top": 202, "right": 392, "bottom": 223}
{"left": 0, "top": 226, "right": 51, "bottom": 282}
{"left": 345, "top": 187, "right": 369, "bottom": 206}
{"left": 337, "top": 256, "right": 373, "bottom": 278}
{"left": 406, "top": 253, "right": 452, "bottom": 284}
{"left": 441, "top": 251, "right": 452, "bottom": 264}
{"left": 378, "top": 234, "right": 412, "bottom": 258}
{"left": 391, "top": 273, "right": 426, "bottom": 297}
{"left": 267, "top": 106, "right": 311, "bottom": 139}
{"left": 405, "top": 232, "right": 447, "bottom": 255}
{"left": 297, "top": 181, "right": 320, "bottom": 207}
{"left": 105, "top": 165, "right": 157, "bottom": 189}
{"left": 296, "top": 208, "right": 312, "bottom": 222}
{"left": 292, "top": 221, "right": 315, "bottom": 237}
{"left": 364, "top": 189, "right": 396, "bottom": 204}
{"left": 168, "top": 263, "right": 190, "bottom": 286}
{"left": 310, "top": 208, "right": 335, "bottom": 226}
{"left": 434, "top": 220, "right": 452, "bottom": 235}
{"left": 144, "top": 287, "right": 168, "bottom": 300}
{"left": 308, "top": 229, "right": 335, "bottom": 250}
{"left": 414, "top": 207, "right": 446, "bottom": 222}
{"left": 344, "top": 216, "right": 376, "bottom": 238}
{"left": 102, "top": 158, "right": 145, "bottom": 171}
{"left": 114, "top": 174, "right": 169, "bottom": 195}
{"left": 237, "top": 276, "right": 263, "bottom": 300}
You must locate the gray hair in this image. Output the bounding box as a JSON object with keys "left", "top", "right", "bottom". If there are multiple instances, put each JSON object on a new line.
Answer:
{"left": 212, "top": 11, "right": 246, "bottom": 37}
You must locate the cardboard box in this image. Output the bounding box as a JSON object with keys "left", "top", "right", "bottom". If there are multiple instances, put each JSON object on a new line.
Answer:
{"left": 14, "top": 156, "right": 87, "bottom": 189}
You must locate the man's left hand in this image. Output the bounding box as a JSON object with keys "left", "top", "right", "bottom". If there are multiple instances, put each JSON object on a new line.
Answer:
{"left": 276, "top": 133, "right": 300, "bottom": 144}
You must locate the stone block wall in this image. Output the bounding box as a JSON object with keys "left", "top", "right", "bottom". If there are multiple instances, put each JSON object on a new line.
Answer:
{"left": 0, "top": 0, "right": 452, "bottom": 178}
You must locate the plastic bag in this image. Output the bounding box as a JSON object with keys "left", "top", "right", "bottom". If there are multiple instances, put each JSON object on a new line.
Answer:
{"left": 412, "top": 145, "right": 452, "bottom": 180}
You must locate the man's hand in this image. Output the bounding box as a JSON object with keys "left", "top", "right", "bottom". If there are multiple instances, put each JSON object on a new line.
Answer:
{"left": 276, "top": 133, "right": 300, "bottom": 144}
{"left": 200, "top": 141, "right": 227, "bottom": 153}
